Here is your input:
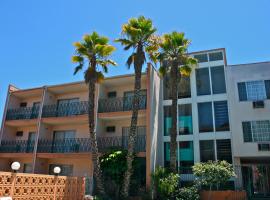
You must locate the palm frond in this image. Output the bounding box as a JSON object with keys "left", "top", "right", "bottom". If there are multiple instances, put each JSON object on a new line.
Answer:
{"left": 73, "top": 63, "right": 83, "bottom": 75}
{"left": 71, "top": 56, "right": 83, "bottom": 63}
{"left": 159, "top": 66, "right": 167, "bottom": 77}
{"left": 180, "top": 65, "right": 192, "bottom": 77}
{"left": 126, "top": 53, "right": 136, "bottom": 69}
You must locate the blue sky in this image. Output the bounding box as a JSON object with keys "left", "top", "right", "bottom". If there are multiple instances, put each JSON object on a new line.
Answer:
{"left": 0, "top": 0, "right": 269, "bottom": 121}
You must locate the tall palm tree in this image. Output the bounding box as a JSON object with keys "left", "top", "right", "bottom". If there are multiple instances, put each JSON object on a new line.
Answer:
{"left": 72, "top": 32, "right": 116, "bottom": 196}
{"left": 115, "top": 16, "right": 158, "bottom": 198}
{"left": 158, "top": 32, "right": 197, "bottom": 173}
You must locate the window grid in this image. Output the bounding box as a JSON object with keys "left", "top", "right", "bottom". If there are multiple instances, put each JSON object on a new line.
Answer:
{"left": 251, "top": 120, "right": 270, "bottom": 142}
{"left": 246, "top": 80, "right": 267, "bottom": 101}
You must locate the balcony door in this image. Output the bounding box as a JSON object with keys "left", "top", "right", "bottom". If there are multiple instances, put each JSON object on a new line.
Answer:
{"left": 57, "top": 98, "right": 79, "bottom": 117}
{"left": 26, "top": 132, "right": 36, "bottom": 152}
{"left": 123, "top": 90, "right": 146, "bottom": 111}
{"left": 31, "top": 102, "right": 40, "bottom": 118}
{"left": 53, "top": 130, "right": 76, "bottom": 153}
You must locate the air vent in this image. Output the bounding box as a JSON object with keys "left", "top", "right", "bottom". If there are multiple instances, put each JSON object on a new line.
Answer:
{"left": 253, "top": 101, "right": 264, "bottom": 108}
{"left": 16, "top": 131, "right": 23, "bottom": 137}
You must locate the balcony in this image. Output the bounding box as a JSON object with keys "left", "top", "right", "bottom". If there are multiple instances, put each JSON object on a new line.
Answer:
{"left": 98, "top": 95, "right": 147, "bottom": 113}
{"left": 36, "top": 134, "right": 146, "bottom": 153}
{"left": 42, "top": 101, "right": 88, "bottom": 118}
{"left": 6, "top": 107, "right": 39, "bottom": 120}
{"left": 0, "top": 140, "right": 34, "bottom": 153}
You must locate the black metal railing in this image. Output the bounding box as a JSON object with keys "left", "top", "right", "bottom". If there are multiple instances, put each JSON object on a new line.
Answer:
{"left": 6, "top": 106, "right": 39, "bottom": 120}
{"left": 36, "top": 134, "right": 146, "bottom": 153}
{"left": 0, "top": 140, "right": 35, "bottom": 153}
{"left": 37, "top": 138, "right": 92, "bottom": 153}
{"left": 98, "top": 95, "right": 147, "bottom": 113}
{"left": 42, "top": 101, "right": 88, "bottom": 118}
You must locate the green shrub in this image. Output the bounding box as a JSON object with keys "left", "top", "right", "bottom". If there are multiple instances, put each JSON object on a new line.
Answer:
{"left": 192, "top": 160, "right": 235, "bottom": 190}
{"left": 151, "top": 166, "right": 180, "bottom": 199}
{"left": 176, "top": 186, "right": 199, "bottom": 200}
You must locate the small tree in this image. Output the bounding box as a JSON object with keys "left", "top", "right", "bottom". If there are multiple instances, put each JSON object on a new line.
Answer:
{"left": 192, "top": 160, "right": 236, "bottom": 191}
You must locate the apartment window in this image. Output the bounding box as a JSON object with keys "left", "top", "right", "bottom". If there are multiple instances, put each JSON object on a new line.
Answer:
{"left": 200, "top": 140, "right": 215, "bottom": 162}
{"left": 246, "top": 81, "right": 267, "bottom": 101}
{"left": 164, "top": 142, "right": 170, "bottom": 168}
{"left": 23, "top": 164, "right": 33, "bottom": 173}
{"left": 238, "top": 80, "right": 270, "bottom": 101}
{"left": 164, "top": 106, "right": 172, "bottom": 136}
{"left": 214, "top": 101, "right": 230, "bottom": 131}
{"left": 178, "top": 76, "right": 191, "bottom": 98}
{"left": 198, "top": 102, "right": 213, "bottom": 132}
{"left": 54, "top": 130, "right": 75, "bottom": 140}
{"left": 179, "top": 141, "right": 194, "bottom": 173}
{"left": 242, "top": 122, "right": 252, "bottom": 142}
{"left": 196, "top": 68, "right": 211, "bottom": 95}
{"left": 211, "top": 66, "right": 226, "bottom": 94}
{"left": 258, "top": 144, "right": 270, "bottom": 151}
{"left": 49, "top": 164, "right": 73, "bottom": 176}
{"left": 178, "top": 104, "right": 192, "bottom": 135}
{"left": 209, "top": 52, "right": 223, "bottom": 61}
{"left": 194, "top": 54, "right": 208, "bottom": 63}
{"left": 216, "top": 139, "right": 232, "bottom": 163}
{"left": 163, "top": 75, "right": 191, "bottom": 99}
{"left": 57, "top": 98, "right": 80, "bottom": 116}
{"left": 106, "top": 126, "right": 115, "bottom": 133}
{"left": 265, "top": 80, "right": 270, "bottom": 99}
{"left": 107, "top": 91, "right": 117, "bottom": 98}
{"left": 242, "top": 120, "right": 270, "bottom": 142}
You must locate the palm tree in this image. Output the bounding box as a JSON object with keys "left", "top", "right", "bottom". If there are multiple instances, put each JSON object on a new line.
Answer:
{"left": 158, "top": 32, "right": 197, "bottom": 173}
{"left": 72, "top": 32, "right": 116, "bottom": 196}
{"left": 115, "top": 16, "right": 158, "bottom": 198}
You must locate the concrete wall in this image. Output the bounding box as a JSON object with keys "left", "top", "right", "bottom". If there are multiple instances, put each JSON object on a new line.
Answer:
{"left": 227, "top": 62, "right": 270, "bottom": 158}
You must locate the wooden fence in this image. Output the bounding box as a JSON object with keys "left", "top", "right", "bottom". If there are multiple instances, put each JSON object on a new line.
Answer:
{"left": 0, "top": 172, "right": 85, "bottom": 200}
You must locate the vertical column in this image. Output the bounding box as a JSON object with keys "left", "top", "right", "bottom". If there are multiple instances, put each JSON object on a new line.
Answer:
{"left": 32, "top": 86, "right": 47, "bottom": 173}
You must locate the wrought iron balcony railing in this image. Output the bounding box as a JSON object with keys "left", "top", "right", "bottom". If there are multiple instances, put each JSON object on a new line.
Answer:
{"left": 0, "top": 140, "right": 35, "bottom": 153}
{"left": 6, "top": 106, "right": 39, "bottom": 120}
{"left": 36, "top": 134, "right": 146, "bottom": 153}
{"left": 98, "top": 95, "right": 147, "bottom": 113}
{"left": 42, "top": 101, "right": 89, "bottom": 118}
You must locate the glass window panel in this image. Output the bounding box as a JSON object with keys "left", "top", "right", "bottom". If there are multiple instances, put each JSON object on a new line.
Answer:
{"left": 196, "top": 68, "right": 211, "bottom": 95}
{"left": 178, "top": 104, "right": 193, "bottom": 135}
{"left": 198, "top": 102, "right": 213, "bottom": 132}
{"left": 258, "top": 144, "right": 270, "bottom": 151}
{"left": 265, "top": 80, "right": 270, "bottom": 99}
{"left": 214, "top": 101, "right": 230, "bottom": 131}
{"left": 164, "top": 142, "right": 170, "bottom": 168}
{"left": 246, "top": 80, "right": 267, "bottom": 101}
{"left": 164, "top": 106, "right": 172, "bottom": 136}
{"left": 178, "top": 76, "right": 191, "bottom": 98}
{"left": 200, "top": 140, "right": 215, "bottom": 162}
{"left": 238, "top": 82, "right": 247, "bottom": 101}
{"left": 179, "top": 141, "right": 194, "bottom": 174}
{"left": 242, "top": 122, "right": 252, "bottom": 142}
{"left": 216, "top": 139, "right": 232, "bottom": 163}
{"left": 194, "top": 54, "right": 208, "bottom": 63}
{"left": 251, "top": 120, "right": 270, "bottom": 142}
{"left": 209, "top": 52, "right": 223, "bottom": 61}
{"left": 211, "top": 66, "right": 226, "bottom": 94}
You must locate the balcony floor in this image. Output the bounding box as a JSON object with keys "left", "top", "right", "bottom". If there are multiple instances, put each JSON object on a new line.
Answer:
{"left": 98, "top": 110, "right": 146, "bottom": 120}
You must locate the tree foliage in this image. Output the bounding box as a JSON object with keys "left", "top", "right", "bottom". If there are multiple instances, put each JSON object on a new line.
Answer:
{"left": 192, "top": 160, "right": 236, "bottom": 190}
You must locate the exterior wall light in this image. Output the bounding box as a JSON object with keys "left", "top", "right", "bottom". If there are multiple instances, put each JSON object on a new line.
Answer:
{"left": 11, "top": 162, "right": 20, "bottom": 173}
{"left": 53, "top": 166, "right": 61, "bottom": 175}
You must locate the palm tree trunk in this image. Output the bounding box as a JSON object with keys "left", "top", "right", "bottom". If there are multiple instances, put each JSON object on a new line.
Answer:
{"left": 88, "top": 79, "right": 105, "bottom": 196}
{"left": 170, "top": 61, "right": 179, "bottom": 173}
{"left": 121, "top": 46, "right": 143, "bottom": 198}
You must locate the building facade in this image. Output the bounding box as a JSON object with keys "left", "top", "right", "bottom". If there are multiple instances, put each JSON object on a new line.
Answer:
{"left": 0, "top": 48, "right": 269, "bottom": 197}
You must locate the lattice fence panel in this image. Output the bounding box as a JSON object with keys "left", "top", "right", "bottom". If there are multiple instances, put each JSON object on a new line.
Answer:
{"left": 0, "top": 172, "right": 85, "bottom": 200}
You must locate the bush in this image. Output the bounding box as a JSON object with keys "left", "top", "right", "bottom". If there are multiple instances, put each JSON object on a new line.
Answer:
{"left": 151, "top": 166, "right": 180, "bottom": 199}
{"left": 176, "top": 186, "right": 199, "bottom": 200}
{"left": 192, "top": 160, "right": 235, "bottom": 190}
